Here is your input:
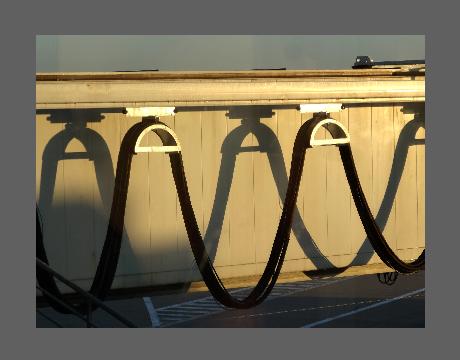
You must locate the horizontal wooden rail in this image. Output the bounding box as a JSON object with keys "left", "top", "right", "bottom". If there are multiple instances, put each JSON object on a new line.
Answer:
{"left": 36, "top": 72, "right": 425, "bottom": 109}
{"left": 36, "top": 68, "right": 424, "bottom": 81}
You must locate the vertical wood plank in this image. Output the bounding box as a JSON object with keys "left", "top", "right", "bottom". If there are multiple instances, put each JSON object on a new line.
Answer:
{"left": 301, "top": 112, "right": 327, "bottom": 269}
{"left": 371, "top": 105, "right": 397, "bottom": 250}
{"left": 63, "top": 113, "right": 97, "bottom": 280}
{"left": 36, "top": 114, "right": 67, "bottom": 276}
{"left": 416, "top": 116, "right": 425, "bottom": 250}
{"left": 296, "top": 112, "right": 311, "bottom": 263}
{"left": 88, "top": 113, "right": 121, "bottom": 269}
{"left": 118, "top": 116, "right": 151, "bottom": 281}
{"left": 325, "top": 109, "right": 352, "bottom": 257}
{"left": 175, "top": 111, "right": 203, "bottom": 275}
{"left": 202, "top": 109, "right": 231, "bottom": 267}
{"left": 254, "top": 109, "right": 280, "bottom": 264}
{"left": 348, "top": 106, "right": 373, "bottom": 257}
{"left": 227, "top": 116, "right": 255, "bottom": 266}
{"left": 148, "top": 115, "right": 178, "bottom": 273}
{"left": 394, "top": 105, "right": 418, "bottom": 254}
{"left": 277, "top": 108, "right": 304, "bottom": 261}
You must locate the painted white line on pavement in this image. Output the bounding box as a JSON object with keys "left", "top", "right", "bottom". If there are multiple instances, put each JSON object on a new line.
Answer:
{"left": 302, "top": 288, "right": 425, "bottom": 328}
{"left": 158, "top": 276, "right": 355, "bottom": 327}
{"left": 143, "top": 296, "right": 161, "bottom": 328}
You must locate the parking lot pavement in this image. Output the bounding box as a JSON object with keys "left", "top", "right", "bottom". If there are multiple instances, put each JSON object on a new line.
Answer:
{"left": 36, "top": 271, "right": 424, "bottom": 328}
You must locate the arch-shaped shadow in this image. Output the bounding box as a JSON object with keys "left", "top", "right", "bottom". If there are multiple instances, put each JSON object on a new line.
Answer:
{"left": 197, "top": 106, "right": 333, "bottom": 270}
{"left": 36, "top": 109, "right": 136, "bottom": 285}
{"left": 37, "top": 104, "right": 425, "bottom": 297}
{"left": 348, "top": 103, "right": 425, "bottom": 266}
{"left": 183, "top": 104, "right": 425, "bottom": 275}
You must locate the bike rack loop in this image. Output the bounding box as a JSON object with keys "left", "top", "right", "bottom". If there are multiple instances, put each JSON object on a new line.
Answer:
{"left": 130, "top": 107, "right": 350, "bottom": 152}
{"left": 305, "top": 115, "right": 351, "bottom": 148}
{"left": 125, "top": 107, "right": 182, "bottom": 154}
{"left": 134, "top": 123, "right": 182, "bottom": 154}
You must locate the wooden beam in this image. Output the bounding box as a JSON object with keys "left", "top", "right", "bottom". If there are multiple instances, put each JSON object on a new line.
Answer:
{"left": 36, "top": 68, "right": 424, "bottom": 81}
{"left": 36, "top": 77, "right": 425, "bottom": 109}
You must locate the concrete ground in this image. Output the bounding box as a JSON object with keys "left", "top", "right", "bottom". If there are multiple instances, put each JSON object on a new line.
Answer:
{"left": 36, "top": 270, "right": 424, "bottom": 328}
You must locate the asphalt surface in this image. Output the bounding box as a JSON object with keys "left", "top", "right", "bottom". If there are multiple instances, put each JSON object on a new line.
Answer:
{"left": 36, "top": 270, "right": 425, "bottom": 328}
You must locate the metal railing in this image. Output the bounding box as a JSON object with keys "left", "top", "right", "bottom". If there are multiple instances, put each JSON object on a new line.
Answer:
{"left": 36, "top": 258, "right": 137, "bottom": 328}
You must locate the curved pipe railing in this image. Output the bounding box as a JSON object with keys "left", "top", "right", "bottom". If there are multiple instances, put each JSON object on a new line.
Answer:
{"left": 37, "top": 114, "right": 424, "bottom": 312}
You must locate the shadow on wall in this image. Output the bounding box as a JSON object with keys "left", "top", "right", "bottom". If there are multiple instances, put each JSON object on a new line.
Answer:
{"left": 179, "top": 104, "right": 425, "bottom": 278}
{"left": 348, "top": 103, "right": 425, "bottom": 265}
{"left": 195, "top": 105, "right": 336, "bottom": 270}
{"left": 36, "top": 103, "right": 425, "bottom": 293}
{"left": 36, "top": 109, "right": 141, "bottom": 290}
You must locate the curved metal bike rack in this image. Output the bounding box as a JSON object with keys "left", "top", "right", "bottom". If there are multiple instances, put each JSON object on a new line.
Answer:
{"left": 134, "top": 123, "right": 182, "bottom": 154}
{"left": 36, "top": 117, "right": 182, "bottom": 314}
{"left": 307, "top": 118, "right": 351, "bottom": 147}
{"left": 37, "top": 110, "right": 424, "bottom": 313}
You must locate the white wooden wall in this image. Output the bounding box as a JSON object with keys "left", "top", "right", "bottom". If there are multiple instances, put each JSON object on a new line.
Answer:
{"left": 36, "top": 103, "right": 425, "bottom": 290}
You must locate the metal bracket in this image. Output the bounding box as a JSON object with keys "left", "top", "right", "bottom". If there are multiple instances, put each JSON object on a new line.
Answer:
{"left": 308, "top": 118, "right": 351, "bottom": 147}
{"left": 124, "top": 107, "right": 176, "bottom": 118}
{"left": 299, "top": 103, "right": 343, "bottom": 114}
{"left": 353, "top": 55, "right": 374, "bottom": 68}
{"left": 134, "top": 123, "right": 181, "bottom": 154}
{"left": 352, "top": 55, "right": 425, "bottom": 69}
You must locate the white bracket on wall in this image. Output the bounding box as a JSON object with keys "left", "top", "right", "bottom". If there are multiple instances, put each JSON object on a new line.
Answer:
{"left": 299, "top": 103, "right": 343, "bottom": 114}
{"left": 308, "top": 118, "right": 351, "bottom": 147}
{"left": 134, "top": 123, "right": 182, "bottom": 154}
{"left": 124, "top": 107, "right": 176, "bottom": 118}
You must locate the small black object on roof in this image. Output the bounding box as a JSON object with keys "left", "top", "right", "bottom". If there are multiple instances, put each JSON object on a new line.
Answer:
{"left": 352, "top": 56, "right": 425, "bottom": 69}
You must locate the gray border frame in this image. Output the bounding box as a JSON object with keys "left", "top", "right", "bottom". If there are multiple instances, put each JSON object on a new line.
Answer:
{"left": 0, "top": 0, "right": 454, "bottom": 358}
